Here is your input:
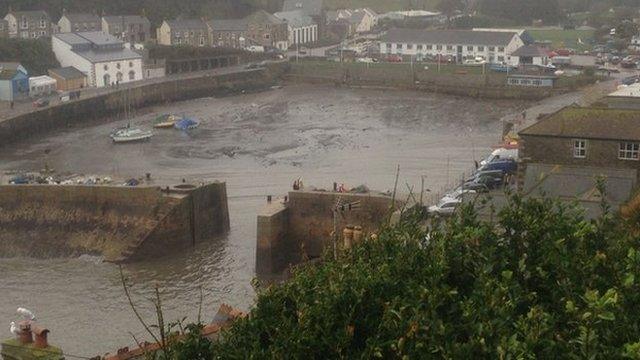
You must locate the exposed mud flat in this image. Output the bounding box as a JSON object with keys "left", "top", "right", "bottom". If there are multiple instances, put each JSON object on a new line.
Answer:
{"left": 0, "top": 85, "right": 530, "bottom": 355}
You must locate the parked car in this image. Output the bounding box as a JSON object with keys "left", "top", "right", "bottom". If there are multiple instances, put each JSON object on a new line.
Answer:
{"left": 386, "top": 55, "right": 402, "bottom": 63}
{"left": 442, "top": 188, "right": 477, "bottom": 202}
{"left": 480, "top": 147, "right": 518, "bottom": 166}
{"left": 464, "top": 171, "right": 504, "bottom": 191}
{"left": 478, "top": 158, "right": 517, "bottom": 174}
{"left": 33, "top": 98, "right": 49, "bottom": 108}
{"left": 428, "top": 198, "right": 461, "bottom": 216}
{"left": 245, "top": 63, "right": 260, "bottom": 70}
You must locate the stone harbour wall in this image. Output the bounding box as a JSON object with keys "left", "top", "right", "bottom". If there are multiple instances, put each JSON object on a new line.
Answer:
{"left": 0, "top": 182, "right": 229, "bottom": 262}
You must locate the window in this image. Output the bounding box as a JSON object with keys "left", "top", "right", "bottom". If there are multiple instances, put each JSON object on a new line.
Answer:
{"left": 446, "top": 45, "right": 453, "bottom": 50}
{"left": 21, "top": 16, "right": 27, "bottom": 29}
{"left": 467, "top": 46, "right": 473, "bottom": 51}
{"left": 396, "top": 43, "right": 402, "bottom": 49}
{"left": 116, "top": 72, "right": 123, "bottom": 82}
{"left": 498, "top": 56, "right": 504, "bottom": 62}
{"left": 386, "top": 42, "right": 391, "bottom": 49}
{"left": 417, "top": 44, "right": 423, "bottom": 50}
{"left": 498, "top": 46, "right": 505, "bottom": 52}
{"left": 489, "top": 46, "right": 495, "bottom": 52}
{"left": 436, "top": 45, "right": 442, "bottom": 50}
{"left": 128, "top": 70, "right": 135, "bottom": 80}
{"left": 407, "top": 44, "right": 413, "bottom": 50}
{"left": 199, "top": 36, "right": 205, "bottom": 46}
{"left": 104, "top": 64, "right": 108, "bottom": 71}
{"left": 478, "top": 46, "right": 484, "bottom": 51}
{"left": 573, "top": 139, "right": 587, "bottom": 158}
{"left": 427, "top": 44, "right": 432, "bottom": 50}
{"left": 116, "top": 63, "right": 121, "bottom": 69}
{"left": 40, "top": 18, "right": 46, "bottom": 28}
{"left": 619, "top": 142, "right": 640, "bottom": 160}
{"left": 129, "top": 61, "right": 133, "bottom": 68}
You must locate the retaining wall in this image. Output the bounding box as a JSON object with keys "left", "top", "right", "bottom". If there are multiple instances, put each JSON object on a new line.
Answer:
{"left": 0, "top": 63, "right": 289, "bottom": 146}
{"left": 0, "top": 182, "right": 229, "bottom": 262}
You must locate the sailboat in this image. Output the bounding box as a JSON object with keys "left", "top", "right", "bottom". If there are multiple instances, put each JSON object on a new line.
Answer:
{"left": 110, "top": 86, "right": 153, "bottom": 143}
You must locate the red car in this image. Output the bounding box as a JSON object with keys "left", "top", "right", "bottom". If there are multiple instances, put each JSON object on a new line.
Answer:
{"left": 32, "top": 98, "right": 50, "bottom": 108}
{"left": 386, "top": 55, "right": 402, "bottom": 63}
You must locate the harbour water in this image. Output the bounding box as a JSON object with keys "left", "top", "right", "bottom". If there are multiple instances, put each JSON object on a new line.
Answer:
{"left": 0, "top": 85, "right": 529, "bottom": 356}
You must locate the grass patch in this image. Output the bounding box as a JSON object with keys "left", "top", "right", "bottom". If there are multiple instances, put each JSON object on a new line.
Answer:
{"left": 526, "top": 29, "right": 595, "bottom": 52}
{"left": 323, "top": 0, "right": 438, "bottom": 12}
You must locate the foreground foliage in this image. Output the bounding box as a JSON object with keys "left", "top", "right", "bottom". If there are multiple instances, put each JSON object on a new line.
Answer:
{"left": 172, "top": 195, "right": 640, "bottom": 358}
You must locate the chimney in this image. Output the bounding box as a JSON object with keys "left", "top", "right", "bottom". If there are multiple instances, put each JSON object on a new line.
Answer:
{"left": 17, "top": 321, "right": 33, "bottom": 344}
{"left": 32, "top": 326, "right": 50, "bottom": 348}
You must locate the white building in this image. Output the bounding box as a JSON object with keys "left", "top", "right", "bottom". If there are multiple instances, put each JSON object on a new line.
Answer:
{"left": 379, "top": 28, "right": 525, "bottom": 65}
{"left": 52, "top": 31, "right": 143, "bottom": 88}
{"left": 510, "top": 45, "right": 550, "bottom": 66}
{"left": 274, "top": 10, "right": 318, "bottom": 45}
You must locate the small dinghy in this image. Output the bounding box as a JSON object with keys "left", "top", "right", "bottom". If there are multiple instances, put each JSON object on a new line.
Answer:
{"left": 174, "top": 118, "right": 199, "bottom": 130}
{"left": 154, "top": 114, "right": 181, "bottom": 129}
{"left": 111, "top": 127, "right": 153, "bottom": 143}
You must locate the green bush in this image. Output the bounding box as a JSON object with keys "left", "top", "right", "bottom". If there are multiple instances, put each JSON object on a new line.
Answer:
{"left": 0, "top": 37, "right": 59, "bottom": 76}
{"left": 207, "top": 194, "right": 640, "bottom": 359}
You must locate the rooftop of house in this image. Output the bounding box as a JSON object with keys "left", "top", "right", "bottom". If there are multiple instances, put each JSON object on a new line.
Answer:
{"left": 165, "top": 18, "right": 208, "bottom": 30}
{"left": 519, "top": 106, "right": 640, "bottom": 141}
{"left": 245, "top": 10, "right": 286, "bottom": 25}
{"left": 54, "top": 31, "right": 123, "bottom": 46}
{"left": 207, "top": 19, "right": 248, "bottom": 32}
{"left": 381, "top": 28, "right": 518, "bottom": 46}
{"left": 511, "top": 45, "right": 549, "bottom": 57}
{"left": 48, "top": 66, "right": 86, "bottom": 79}
{"left": 6, "top": 10, "right": 50, "bottom": 20}
{"left": 61, "top": 12, "right": 101, "bottom": 23}
{"left": 274, "top": 10, "right": 315, "bottom": 27}
{"left": 102, "top": 15, "right": 150, "bottom": 26}
{"left": 282, "top": 0, "right": 323, "bottom": 17}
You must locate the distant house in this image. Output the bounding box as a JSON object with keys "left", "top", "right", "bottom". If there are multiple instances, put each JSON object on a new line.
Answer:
{"left": 274, "top": 10, "right": 318, "bottom": 46}
{"left": 58, "top": 11, "right": 102, "bottom": 33}
{"left": 518, "top": 106, "right": 640, "bottom": 217}
{"left": 157, "top": 19, "right": 209, "bottom": 47}
{"left": 207, "top": 19, "right": 248, "bottom": 48}
{"left": 379, "top": 28, "right": 525, "bottom": 64}
{"left": 0, "top": 62, "right": 29, "bottom": 101}
{"left": 52, "top": 32, "right": 143, "bottom": 87}
{"left": 101, "top": 15, "right": 151, "bottom": 44}
{"left": 245, "top": 10, "right": 289, "bottom": 50}
{"left": 0, "top": 19, "right": 8, "bottom": 38}
{"left": 511, "top": 45, "right": 550, "bottom": 66}
{"left": 4, "top": 10, "right": 52, "bottom": 39}
{"left": 48, "top": 66, "right": 87, "bottom": 91}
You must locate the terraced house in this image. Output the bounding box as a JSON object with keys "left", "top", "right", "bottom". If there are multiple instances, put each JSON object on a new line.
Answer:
{"left": 58, "top": 11, "right": 101, "bottom": 33}
{"left": 157, "top": 19, "right": 209, "bottom": 47}
{"left": 4, "top": 10, "right": 52, "bottom": 39}
{"left": 245, "top": 10, "right": 289, "bottom": 50}
{"left": 518, "top": 106, "right": 640, "bottom": 217}
{"left": 207, "top": 19, "right": 247, "bottom": 48}
{"left": 379, "top": 28, "right": 525, "bottom": 65}
{"left": 102, "top": 15, "right": 151, "bottom": 44}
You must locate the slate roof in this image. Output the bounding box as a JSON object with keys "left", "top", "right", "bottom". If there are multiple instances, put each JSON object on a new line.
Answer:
{"left": 282, "top": 0, "right": 323, "bottom": 17}
{"left": 274, "top": 10, "right": 315, "bottom": 27}
{"left": 102, "top": 15, "right": 150, "bottom": 26}
{"left": 62, "top": 13, "right": 100, "bottom": 23}
{"left": 165, "top": 19, "right": 208, "bottom": 30}
{"left": 6, "top": 10, "right": 50, "bottom": 21}
{"left": 381, "top": 28, "right": 518, "bottom": 46}
{"left": 53, "top": 32, "right": 142, "bottom": 62}
{"left": 511, "top": 45, "right": 548, "bottom": 57}
{"left": 207, "top": 19, "right": 247, "bottom": 32}
{"left": 76, "top": 48, "right": 142, "bottom": 62}
{"left": 245, "top": 10, "right": 286, "bottom": 25}
{"left": 49, "top": 66, "right": 86, "bottom": 79}
{"left": 519, "top": 107, "right": 640, "bottom": 141}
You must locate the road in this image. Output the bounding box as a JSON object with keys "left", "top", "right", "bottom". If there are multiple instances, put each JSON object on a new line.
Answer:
{"left": 0, "top": 63, "right": 260, "bottom": 122}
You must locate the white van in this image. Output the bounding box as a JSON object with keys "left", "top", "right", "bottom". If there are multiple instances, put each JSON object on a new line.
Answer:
{"left": 480, "top": 148, "right": 518, "bottom": 166}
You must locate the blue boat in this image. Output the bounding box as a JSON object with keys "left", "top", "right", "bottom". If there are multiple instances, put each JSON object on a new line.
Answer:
{"left": 174, "top": 118, "right": 199, "bottom": 130}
